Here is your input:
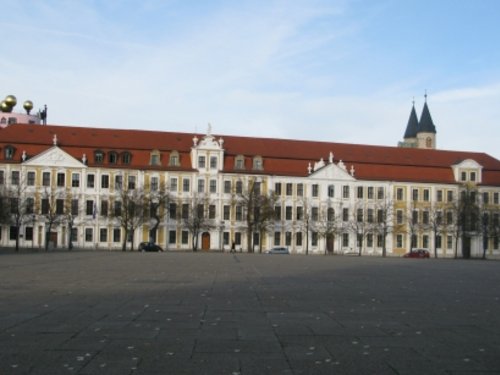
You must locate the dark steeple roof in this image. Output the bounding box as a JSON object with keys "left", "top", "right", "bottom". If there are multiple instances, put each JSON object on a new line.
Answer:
{"left": 403, "top": 103, "right": 419, "bottom": 139}
{"left": 418, "top": 100, "right": 437, "bottom": 134}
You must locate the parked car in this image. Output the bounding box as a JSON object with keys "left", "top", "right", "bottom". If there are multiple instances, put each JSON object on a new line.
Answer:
{"left": 139, "top": 242, "right": 163, "bottom": 252}
{"left": 403, "top": 248, "right": 430, "bottom": 258}
{"left": 266, "top": 247, "right": 290, "bottom": 255}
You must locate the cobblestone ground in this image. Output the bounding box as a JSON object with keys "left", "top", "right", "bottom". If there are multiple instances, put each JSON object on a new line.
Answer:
{"left": 0, "top": 250, "right": 499, "bottom": 374}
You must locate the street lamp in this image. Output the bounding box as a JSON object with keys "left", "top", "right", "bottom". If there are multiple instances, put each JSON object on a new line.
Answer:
{"left": 32, "top": 214, "right": 36, "bottom": 249}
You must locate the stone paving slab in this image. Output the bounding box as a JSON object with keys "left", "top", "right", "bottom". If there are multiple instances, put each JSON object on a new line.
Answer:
{"left": 1, "top": 251, "right": 500, "bottom": 374}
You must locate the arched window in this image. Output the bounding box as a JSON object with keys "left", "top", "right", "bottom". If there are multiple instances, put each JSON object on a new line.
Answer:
{"left": 121, "top": 152, "right": 132, "bottom": 165}
{"left": 169, "top": 151, "right": 180, "bottom": 166}
{"left": 234, "top": 155, "right": 245, "bottom": 170}
{"left": 94, "top": 150, "right": 104, "bottom": 164}
{"left": 150, "top": 150, "right": 161, "bottom": 166}
{"left": 426, "top": 137, "right": 432, "bottom": 148}
{"left": 108, "top": 151, "right": 118, "bottom": 164}
{"left": 253, "top": 156, "right": 263, "bottom": 170}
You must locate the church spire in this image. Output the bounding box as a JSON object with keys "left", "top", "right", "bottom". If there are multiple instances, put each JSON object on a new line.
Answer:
{"left": 403, "top": 100, "right": 419, "bottom": 139}
{"left": 418, "top": 96, "right": 436, "bottom": 134}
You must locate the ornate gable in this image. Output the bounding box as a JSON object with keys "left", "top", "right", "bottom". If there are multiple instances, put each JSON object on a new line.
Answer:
{"left": 307, "top": 153, "right": 356, "bottom": 181}
{"left": 22, "top": 146, "right": 86, "bottom": 168}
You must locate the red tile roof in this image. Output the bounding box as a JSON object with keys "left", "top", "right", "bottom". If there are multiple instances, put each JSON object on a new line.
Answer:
{"left": 1, "top": 123, "right": 500, "bottom": 186}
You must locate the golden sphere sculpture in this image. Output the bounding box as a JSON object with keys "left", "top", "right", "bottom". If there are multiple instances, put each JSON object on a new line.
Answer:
{"left": 5, "top": 95, "right": 17, "bottom": 108}
{"left": 0, "top": 100, "right": 11, "bottom": 112}
{"left": 23, "top": 100, "right": 34, "bottom": 114}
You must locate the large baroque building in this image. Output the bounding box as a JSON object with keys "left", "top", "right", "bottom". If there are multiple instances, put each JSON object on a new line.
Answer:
{"left": 1, "top": 100, "right": 500, "bottom": 257}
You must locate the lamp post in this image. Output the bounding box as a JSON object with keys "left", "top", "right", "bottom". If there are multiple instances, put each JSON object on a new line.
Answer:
{"left": 32, "top": 214, "right": 36, "bottom": 249}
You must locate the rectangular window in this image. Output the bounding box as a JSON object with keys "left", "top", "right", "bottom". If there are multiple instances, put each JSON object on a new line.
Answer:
{"left": 423, "top": 235, "right": 429, "bottom": 248}
{"left": 71, "top": 199, "right": 79, "bottom": 216}
{"left": 494, "top": 192, "right": 499, "bottom": 204}
{"left": 223, "top": 232, "right": 229, "bottom": 246}
{"left": 128, "top": 175, "right": 136, "bottom": 189}
{"left": 446, "top": 211, "right": 453, "bottom": 225}
{"left": 397, "top": 234, "right": 403, "bottom": 248}
{"left": 72, "top": 173, "right": 80, "bottom": 188}
{"left": 312, "top": 184, "right": 319, "bottom": 197}
{"left": 210, "top": 156, "right": 217, "bottom": 169}
{"left": 367, "top": 233, "right": 373, "bottom": 247}
{"left": 312, "top": 232, "right": 318, "bottom": 246}
{"left": 461, "top": 171, "right": 467, "bottom": 181}
{"left": 296, "top": 206, "right": 303, "bottom": 220}
{"left": 151, "top": 177, "right": 159, "bottom": 192}
{"left": 56, "top": 199, "right": 64, "bottom": 215}
{"left": 447, "top": 190, "right": 453, "bottom": 202}
{"left": 113, "top": 228, "right": 121, "bottom": 243}
{"left": 181, "top": 231, "right": 189, "bottom": 244}
{"left": 377, "top": 234, "right": 383, "bottom": 248}
{"left": 342, "top": 233, "right": 349, "bottom": 247}
{"left": 100, "top": 228, "right": 107, "bottom": 242}
{"left": 114, "top": 201, "right": 122, "bottom": 216}
{"left": 447, "top": 235, "right": 453, "bottom": 249}
{"left": 57, "top": 172, "right": 65, "bottom": 187}
{"left": 87, "top": 174, "right": 95, "bottom": 188}
{"left": 412, "top": 189, "right": 419, "bottom": 201}
{"left": 25, "top": 226, "right": 33, "bottom": 241}
{"left": 423, "top": 189, "right": 430, "bottom": 202}
{"left": 224, "top": 180, "right": 231, "bottom": 194}
{"left": 296, "top": 232, "right": 302, "bottom": 246}
{"left": 235, "top": 205, "right": 243, "bottom": 221}
{"left": 423, "top": 210, "right": 429, "bottom": 225}
{"left": 197, "top": 179, "right": 205, "bottom": 193}
{"left": 85, "top": 228, "right": 93, "bottom": 242}
{"left": 26, "top": 197, "right": 34, "bottom": 214}
{"left": 41, "top": 199, "right": 49, "bottom": 214}
{"left": 368, "top": 187, "right": 374, "bottom": 199}
{"left": 377, "top": 187, "right": 384, "bottom": 199}
{"left": 115, "top": 174, "right": 125, "bottom": 189}
{"left": 86, "top": 200, "right": 94, "bottom": 216}
{"left": 236, "top": 181, "right": 243, "bottom": 194}
{"left": 10, "top": 226, "right": 18, "bottom": 241}
{"left": 285, "top": 206, "right": 292, "bottom": 220}
{"left": 357, "top": 186, "right": 364, "bottom": 199}
{"left": 470, "top": 172, "right": 476, "bottom": 182}
{"left": 209, "top": 205, "right": 216, "bottom": 219}
{"left": 412, "top": 210, "right": 418, "bottom": 224}
{"left": 342, "top": 208, "right": 349, "bottom": 222}
{"left": 297, "top": 183, "right": 304, "bottom": 197}
{"left": 183, "top": 178, "right": 190, "bottom": 192}
{"left": 274, "top": 206, "right": 281, "bottom": 220}
{"left": 11, "top": 171, "right": 20, "bottom": 185}
{"left": 377, "top": 209, "right": 384, "bottom": 223}
{"left": 396, "top": 187, "right": 404, "bottom": 201}
{"left": 342, "top": 185, "right": 350, "bottom": 199}
{"left": 223, "top": 205, "right": 230, "bottom": 220}
{"left": 436, "top": 235, "right": 442, "bottom": 249}
{"left": 397, "top": 210, "right": 403, "bottom": 224}
{"left": 27, "top": 171, "right": 35, "bottom": 186}
{"left": 285, "top": 232, "right": 292, "bottom": 246}
{"left": 275, "top": 182, "right": 282, "bottom": 195}
{"left": 100, "top": 200, "right": 108, "bottom": 216}
{"left": 0, "top": 170, "right": 4, "bottom": 184}
{"left": 209, "top": 179, "right": 217, "bottom": 193}
{"left": 437, "top": 190, "right": 443, "bottom": 202}
{"left": 170, "top": 177, "right": 178, "bottom": 192}
{"left": 367, "top": 208, "right": 374, "bottom": 223}
{"left": 328, "top": 185, "right": 334, "bottom": 198}
{"left": 312, "top": 207, "right": 319, "bottom": 221}
{"left": 198, "top": 156, "right": 206, "bottom": 169}
{"left": 169, "top": 203, "right": 177, "bottom": 219}
{"left": 357, "top": 208, "right": 363, "bottom": 222}
{"left": 169, "top": 230, "right": 176, "bottom": 244}
{"left": 483, "top": 192, "right": 489, "bottom": 205}
{"left": 274, "top": 232, "right": 281, "bottom": 246}
{"left": 101, "top": 175, "right": 109, "bottom": 189}
{"left": 182, "top": 204, "right": 189, "bottom": 219}
{"left": 43, "top": 172, "right": 51, "bottom": 187}
{"left": 286, "top": 183, "right": 293, "bottom": 196}
{"left": 235, "top": 232, "right": 241, "bottom": 246}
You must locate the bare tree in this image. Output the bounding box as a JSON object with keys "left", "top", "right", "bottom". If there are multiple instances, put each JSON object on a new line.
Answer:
{"left": 296, "top": 197, "right": 313, "bottom": 255}
{"left": 374, "top": 198, "right": 394, "bottom": 257}
{"left": 314, "top": 203, "right": 340, "bottom": 255}
{"left": 181, "top": 193, "right": 214, "bottom": 251}
{"left": 111, "top": 185, "right": 147, "bottom": 251}
{"left": 349, "top": 201, "right": 374, "bottom": 256}
{"left": 40, "top": 188, "right": 65, "bottom": 251}
{"left": 146, "top": 184, "right": 172, "bottom": 244}
{"left": 428, "top": 203, "right": 447, "bottom": 258}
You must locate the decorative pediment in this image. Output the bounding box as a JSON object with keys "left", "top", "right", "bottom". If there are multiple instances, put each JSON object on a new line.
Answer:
{"left": 192, "top": 123, "right": 224, "bottom": 150}
{"left": 308, "top": 161, "right": 356, "bottom": 181}
{"left": 22, "top": 146, "right": 86, "bottom": 168}
{"left": 451, "top": 158, "right": 483, "bottom": 183}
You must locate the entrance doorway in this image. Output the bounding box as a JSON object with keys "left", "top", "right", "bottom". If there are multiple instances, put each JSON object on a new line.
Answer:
{"left": 327, "top": 234, "right": 334, "bottom": 254}
{"left": 201, "top": 232, "right": 210, "bottom": 251}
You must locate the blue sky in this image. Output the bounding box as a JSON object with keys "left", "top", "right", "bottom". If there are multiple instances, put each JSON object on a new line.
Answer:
{"left": 2, "top": 0, "right": 500, "bottom": 158}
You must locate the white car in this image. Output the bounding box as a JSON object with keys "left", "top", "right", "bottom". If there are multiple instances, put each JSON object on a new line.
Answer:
{"left": 266, "top": 247, "right": 290, "bottom": 254}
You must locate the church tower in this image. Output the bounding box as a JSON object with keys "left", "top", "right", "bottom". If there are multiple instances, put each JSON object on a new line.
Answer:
{"left": 398, "top": 95, "right": 437, "bottom": 149}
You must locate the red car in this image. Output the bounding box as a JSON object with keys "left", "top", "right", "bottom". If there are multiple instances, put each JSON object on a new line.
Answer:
{"left": 403, "top": 249, "right": 430, "bottom": 258}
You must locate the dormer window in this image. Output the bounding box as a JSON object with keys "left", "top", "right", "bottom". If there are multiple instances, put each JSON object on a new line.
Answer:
{"left": 94, "top": 150, "right": 104, "bottom": 164}
{"left": 150, "top": 150, "right": 161, "bottom": 166}
{"left": 169, "top": 151, "right": 180, "bottom": 167}
{"left": 470, "top": 172, "right": 476, "bottom": 182}
{"left": 198, "top": 156, "right": 206, "bottom": 169}
{"left": 452, "top": 159, "right": 483, "bottom": 184}
{"left": 253, "top": 156, "right": 263, "bottom": 170}
{"left": 121, "top": 152, "right": 132, "bottom": 165}
{"left": 4, "top": 145, "right": 15, "bottom": 160}
{"left": 235, "top": 155, "right": 245, "bottom": 170}
{"left": 108, "top": 151, "right": 118, "bottom": 164}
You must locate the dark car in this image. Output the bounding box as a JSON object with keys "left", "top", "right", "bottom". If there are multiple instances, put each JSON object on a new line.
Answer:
{"left": 139, "top": 242, "right": 163, "bottom": 252}
{"left": 403, "top": 248, "right": 430, "bottom": 258}
{"left": 266, "top": 246, "right": 290, "bottom": 254}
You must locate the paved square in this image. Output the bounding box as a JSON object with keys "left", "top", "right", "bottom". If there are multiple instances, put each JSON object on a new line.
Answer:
{"left": 1, "top": 251, "right": 499, "bottom": 374}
